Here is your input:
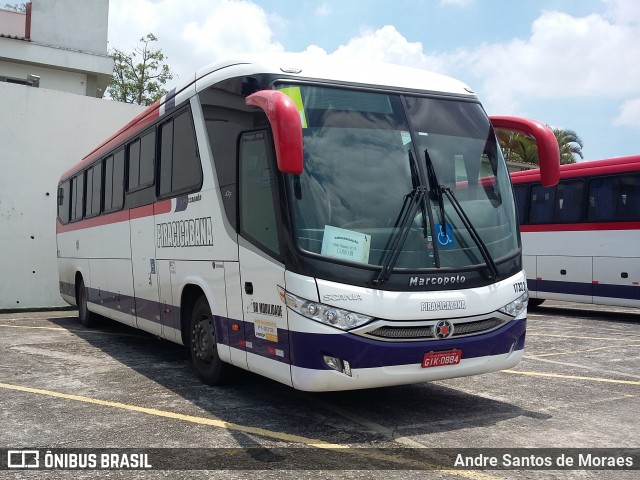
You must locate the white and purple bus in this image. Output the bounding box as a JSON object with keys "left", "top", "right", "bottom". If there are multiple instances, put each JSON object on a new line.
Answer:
{"left": 512, "top": 155, "right": 640, "bottom": 308}
{"left": 57, "top": 55, "right": 559, "bottom": 391}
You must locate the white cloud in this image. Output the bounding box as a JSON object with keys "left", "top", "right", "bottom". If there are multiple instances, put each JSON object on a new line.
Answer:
{"left": 603, "top": 0, "right": 640, "bottom": 25}
{"left": 109, "top": 0, "right": 284, "bottom": 81}
{"left": 309, "top": 25, "right": 446, "bottom": 72}
{"left": 447, "top": 9, "right": 640, "bottom": 114}
{"left": 614, "top": 97, "right": 640, "bottom": 128}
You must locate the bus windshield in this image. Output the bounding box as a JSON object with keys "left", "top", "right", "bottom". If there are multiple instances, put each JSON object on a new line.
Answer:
{"left": 280, "top": 84, "right": 518, "bottom": 271}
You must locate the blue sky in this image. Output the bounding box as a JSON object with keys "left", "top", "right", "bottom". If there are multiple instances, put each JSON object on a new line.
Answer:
{"left": 109, "top": 0, "right": 640, "bottom": 162}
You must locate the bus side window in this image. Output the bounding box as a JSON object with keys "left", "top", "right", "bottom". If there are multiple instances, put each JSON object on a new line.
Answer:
{"left": 616, "top": 174, "right": 640, "bottom": 220}
{"left": 113, "top": 149, "right": 125, "bottom": 210}
{"left": 587, "top": 178, "right": 615, "bottom": 221}
{"left": 104, "top": 155, "right": 114, "bottom": 211}
{"left": 554, "top": 179, "right": 584, "bottom": 223}
{"left": 70, "top": 174, "right": 84, "bottom": 221}
{"left": 127, "top": 130, "right": 155, "bottom": 192}
{"left": 58, "top": 180, "right": 70, "bottom": 224}
{"left": 158, "top": 109, "right": 202, "bottom": 198}
{"left": 85, "top": 167, "right": 94, "bottom": 217}
{"left": 528, "top": 185, "right": 555, "bottom": 224}
{"left": 239, "top": 131, "right": 280, "bottom": 255}
{"left": 512, "top": 184, "right": 528, "bottom": 224}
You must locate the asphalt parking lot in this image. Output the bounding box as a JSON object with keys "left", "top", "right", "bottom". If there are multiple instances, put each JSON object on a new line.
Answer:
{"left": 0, "top": 300, "right": 638, "bottom": 479}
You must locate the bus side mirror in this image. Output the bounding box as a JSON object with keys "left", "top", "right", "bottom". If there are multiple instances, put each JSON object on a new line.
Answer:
{"left": 490, "top": 115, "right": 560, "bottom": 187}
{"left": 246, "top": 90, "right": 304, "bottom": 175}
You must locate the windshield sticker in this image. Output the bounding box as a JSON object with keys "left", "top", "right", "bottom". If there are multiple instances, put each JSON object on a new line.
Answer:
{"left": 254, "top": 319, "right": 278, "bottom": 342}
{"left": 278, "top": 86, "right": 308, "bottom": 128}
{"left": 321, "top": 225, "right": 371, "bottom": 264}
{"left": 401, "top": 131, "right": 412, "bottom": 145}
{"left": 435, "top": 224, "right": 455, "bottom": 247}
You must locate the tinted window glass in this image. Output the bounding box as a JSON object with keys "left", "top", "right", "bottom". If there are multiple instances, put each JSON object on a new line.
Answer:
{"left": 91, "top": 164, "right": 102, "bottom": 215}
{"left": 512, "top": 184, "right": 528, "bottom": 224}
{"left": 104, "top": 156, "right": 113, "bottom": 210}
{"left": 140, "top": 130, "right": 155, "bottom": 187}
{"left": 588, "top": 178, "right": 615, "bottom": 221}
{"left": 128, "top": 139, "right": 140, "bottom": 190}
{"left": 172, "top": 112, "right": 200, "bottom": 192}
{"left": 239, "top": 131, "right": 280, "bottom": 255}
{"left": 159, "top": 120, "right": 173, "bottom": 196}
{"left": 616, "top": 174, "right": 640, "bottom": 220}
{"left": 85, "top": 168, "right": 93, "bottom": 216}
{"left": 588, "top": 174, "right": 640, "bottom": 221}
{"left": 71, "top": 174, "right": 84, "bottom": 221}
{"left": 113, "top": 149, "right": 125, "bottom": 209}
{"left": 529, "top": 185, "right": 555, "bottom": 224}
{"left": 58, "top": 181, "right": 70, "bottom": 223}
{"left": 554, "top": 180, "right": 584, "bottom": 223}
{"left": 158, "top": 110, "right": 202, "bottom": 198}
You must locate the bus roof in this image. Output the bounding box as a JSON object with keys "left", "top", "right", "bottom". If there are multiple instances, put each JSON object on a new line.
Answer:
{"left": 194, "top": 53, "right": 475, "bottom": 96}
{"left": 510, "top": 154, "right": 640, "bottom": 184}
{"left": 61, "top": 54, "right": 476, "bottom": 182}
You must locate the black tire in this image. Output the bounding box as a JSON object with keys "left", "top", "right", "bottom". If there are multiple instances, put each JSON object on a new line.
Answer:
{"left": 528, "top": 298, "right": 545, "bottom": 308}
{"left": 189, "top": 295, "right": 230, "bottom": 385}
{"left": 77, "top": 277, "right": 98, "bottom": 327}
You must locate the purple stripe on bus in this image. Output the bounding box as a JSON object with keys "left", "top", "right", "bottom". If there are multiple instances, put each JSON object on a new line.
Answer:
{"left": 529, "top": 279, "right": 640, "bottom": 301}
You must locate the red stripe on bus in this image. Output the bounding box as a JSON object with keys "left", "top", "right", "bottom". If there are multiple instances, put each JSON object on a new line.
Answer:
{"left": 56, "top": 199, "right": 172, "bottom": 233}
{"left": 154, "top": 199, "right": 172, "bottom": 215}
{"left": 520, "top": 222, "right": 640, "bottom": 232}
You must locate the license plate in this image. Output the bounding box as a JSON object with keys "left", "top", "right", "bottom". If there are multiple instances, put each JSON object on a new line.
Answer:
{"left": 422, "top": 349, "right": 462, "bottom": 368}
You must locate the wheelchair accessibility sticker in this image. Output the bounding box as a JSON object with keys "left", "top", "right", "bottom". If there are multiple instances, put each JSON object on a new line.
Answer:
{"left": 435, "top": 224, "right": 455, "bottom": 247}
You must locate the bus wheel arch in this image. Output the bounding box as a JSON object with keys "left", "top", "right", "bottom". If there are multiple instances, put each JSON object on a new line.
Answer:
{"left": 180, "top": 285, "right": 230, "bottom": 385}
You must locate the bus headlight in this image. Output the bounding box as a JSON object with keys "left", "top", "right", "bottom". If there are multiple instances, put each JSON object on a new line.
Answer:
{"left": 499, "top": 291, "right": 529, "bottom": 317}
{"left": 283, "top": 291, "right": 373, "bottom": 331}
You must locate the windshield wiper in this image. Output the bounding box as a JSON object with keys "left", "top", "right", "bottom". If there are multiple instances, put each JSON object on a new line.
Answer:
{"left": 424, "top": 149, "right": 499, "bottom": 280}
{"left": 373, "top": 151, "right": 427, "bottom": 286}
{"left": 424, "top": 149, "right": 446, "bottom": 227}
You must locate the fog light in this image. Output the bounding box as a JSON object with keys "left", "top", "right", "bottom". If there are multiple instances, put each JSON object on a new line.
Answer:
{"left": 323, "top": 355, "right": 342, "bottom": 372}
{"left": 322, "top": 355, "right": 352, "bottom": 377}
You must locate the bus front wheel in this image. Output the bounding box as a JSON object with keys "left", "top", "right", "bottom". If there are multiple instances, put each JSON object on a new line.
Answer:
{"left": 189, "top": 295, "right": 229, "bottom": 385}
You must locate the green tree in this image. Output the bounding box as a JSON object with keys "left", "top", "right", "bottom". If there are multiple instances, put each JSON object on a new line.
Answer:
{"left": 552, "top": 128, "right": 584, "bottom": 164}
{"left": 107, "top": 33, "right": 173, "bottom": 106}
{"left": 496, "top": 129, "right": 539, "bottom": 165}
{"left": 497, "top": 127, "right": 584, "bottom": 166}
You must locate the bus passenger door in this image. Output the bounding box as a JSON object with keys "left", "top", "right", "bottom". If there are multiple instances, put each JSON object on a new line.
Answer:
{"left": 237, "top": 130, "right": 292, "bottom": 387}
{"left": 130, "top": 205, "right": 162, "bottom": 335}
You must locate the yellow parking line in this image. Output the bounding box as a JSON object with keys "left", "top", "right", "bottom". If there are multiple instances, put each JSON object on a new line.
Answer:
{"left": 502, "top": 370, "right": 640, "bottom": 385}
{"left": 0, "top": 382, "right": 500, "bottom": 478}
{"left": 0, "top": 324, "right": 144, "bottom": 338}
{"left": 0, "top": 324, "right": 69, "bottom": 332}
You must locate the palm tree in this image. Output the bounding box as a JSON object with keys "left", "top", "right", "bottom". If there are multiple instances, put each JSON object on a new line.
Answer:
{"left": 496, "top": 127, "right": 584, "bottom": 166}
{"left": 496, "top": 129, "right": 538, "bottom": 165}
{"left": 552, "top": 128, "right": 584, "bottom": 164}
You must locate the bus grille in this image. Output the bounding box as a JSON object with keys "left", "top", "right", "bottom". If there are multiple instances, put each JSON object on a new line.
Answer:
{"left": 366, "top": 317, "right": 506, "bottom": 341}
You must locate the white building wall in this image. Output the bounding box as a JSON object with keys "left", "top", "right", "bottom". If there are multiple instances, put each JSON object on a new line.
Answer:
{"left": 31, "top": 0, "right": 109, "bottom": 55}
{"left": 0, "top": 82, "right": 145, "bottom": 309}
{"left": 0, "top": 60, "right": 88, "bottom": 95}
